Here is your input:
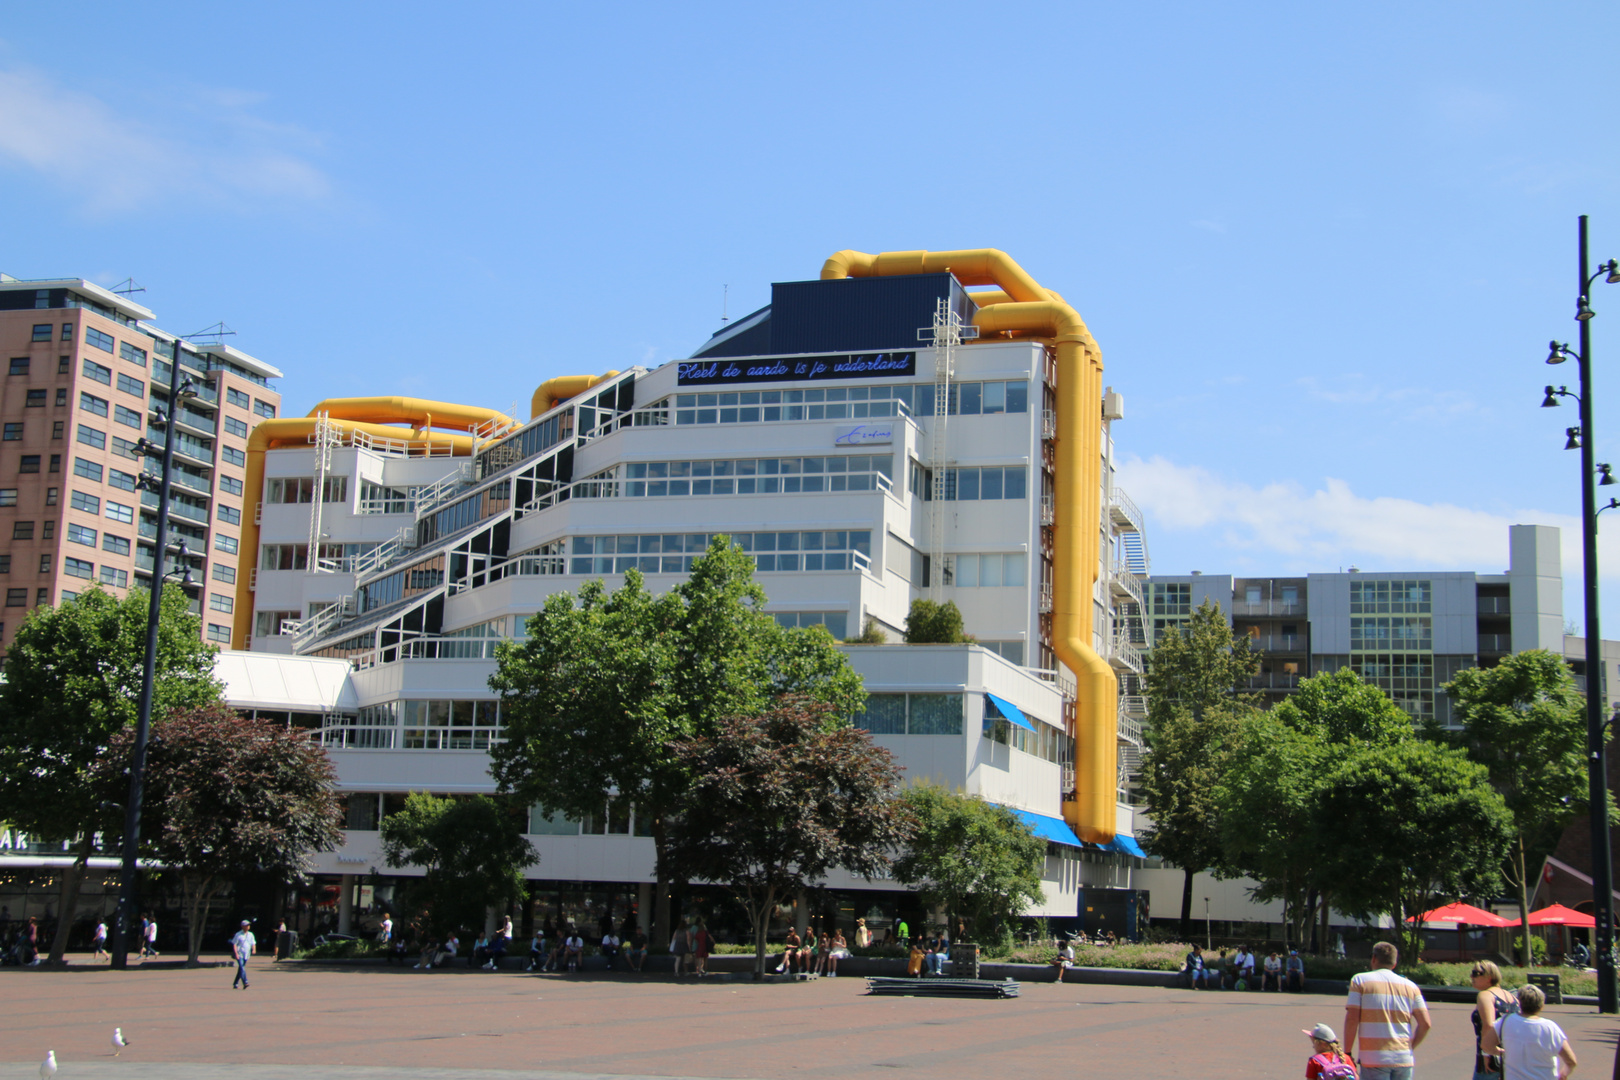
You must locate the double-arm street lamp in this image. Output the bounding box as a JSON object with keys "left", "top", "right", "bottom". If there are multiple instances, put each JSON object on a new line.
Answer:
{"left": 1540, "top": 214, "right": 1620, "bottom": 1012}
{"left": 108, "top": 342, "right": 205, "bottom": 970}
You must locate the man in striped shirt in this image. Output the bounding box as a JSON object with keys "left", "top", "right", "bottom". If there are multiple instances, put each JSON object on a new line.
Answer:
{"left": 1344, "top": 941, "right": 1432, "bottom": 1080}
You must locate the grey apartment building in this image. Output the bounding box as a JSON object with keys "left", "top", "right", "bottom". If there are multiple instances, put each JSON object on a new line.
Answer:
{"left": 0, "top": 275, "right": 282, "bottom": 654}
{"left": 1138, "top": 524, "right": 1606, "bottom": 727}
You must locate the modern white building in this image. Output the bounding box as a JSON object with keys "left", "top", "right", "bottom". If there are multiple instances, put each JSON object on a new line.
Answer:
{"left": 230, "top": 249, "right": 1152, "bottom": 939}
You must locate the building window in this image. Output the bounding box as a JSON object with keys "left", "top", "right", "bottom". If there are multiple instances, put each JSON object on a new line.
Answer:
{"left": 82, "top": 359, "right": 112, "bottom": 385}
{"left": 1350, "top": 579, "right": 1432, "bottom": 615}
{"left": 100, "top": 566, "right": 129, "bottom": 589}
{"left": 215, "top": 534, "right": 238, "bottom": 554}
{"left": 219, "top": 475, "right": 243, "bottom": 496}
{"left": 108, "top": 468, "right": 136, "bottom": 492}
{"left": 111, "top": 437, "right": 139, "bottom": 461}
{"left": 5, "top": 588, "right": 25, "bottom": 606}
{"left": 64, "top": 557, "right": 93, "bottom": 579}
{"left": 48, "top": 454, "right": 58, "bottom": 473}
{"left": 2, "top": 424, "right": 21, "bottom": 441}
{"left": 949, "top": 553, "right": 1029, "bottom": 588}
{"left": 102, "top": 534, "right": 130, "bottom": 556}
{"left": 852, "top": 692, "right": 966, "bottom": 736}
{"left": 80, "top": 393, "right": 109, "bottom": 418}
{"left": 210, "top": 593, "right": 233, "bottom": 613}
{"left": 39, "top": 554, "right": 51, "bottom": 573}
{"left": 36, "top": 588, "right": 49, "bottom": 604}
{"left": 73, "top": 458, "right": 102, "bottom": 482}
{"left": 0, "top": 555, "right": 9, "bottom": 573}
{"left": 218, "top": 504, "right": 241, "bottom": 525}
{"left": 213, "top": 563, "right": 236, "bottom": 585}
{"left": 53, "top": 388, "right": 66, "bottom": 406}
{"left": 113, "top": 404, "right": 141, "bottom": 430}
{"left": 104, "top": 501, "right": 134, "bottom": 524}
{"left": 60, "top": 323, "right": 72, "bottom": 341}
{"left": 85, "top": 327, "right": 115, "bottom": 353}
{"left": 56, "top": 356, "right": 69, "bottom": 375}
{"left": 206, "top": 623, "right": 232, "bottom": 644}
{"left": 254, "top": 610, "right": 299, "bottom": 637}
{"left": 0, "top": 489, "right": 14, "bottom": 507}
{"left": 119, "top": 342, "right": 146, "bottom": 366}
{"left": 8, "top": 357, "right": 28, "bottom": 375}
{"left": 566, "top": 530, "right": 874, "bottom": 577}
{"left": 66, "top": 523, "right": 96, "bottom": 547}
{"left": 18, "top": 456, "right": 40, "bottom": 474}
{"left": 51, "top": 421, "right": 62, "bottom": 440}
{"left": 223, "top": 416, "right": 248, "bottom": 439}
{"left": 69, "top": 490, "right": 100, "bottom": 514}
{"left": 225, "top": 388, "right": 250, "bottom": 409}
{"left": 31, "top": 324, "right": 52, "bottom": 342}
{"left": 25, "top": 390, "right": 45, "bottom": 408}
{"left": 117, "top": 373, "right": 144, "bottom": 397}
{"left": 76, "top": 426, "right": 106, "bottom": 450}
{"left": 44, "top": 487, "right": 57, "bottom": 506}
{"left": 221, "top": 446, "right": 246, "bottom": 468}
{"left": 42, "top": 521, "right": 53, "bottom": 539}
{"left": 253, "top": 399, "right": 276, "bottom": 419}
{"left": 12, "top": 521, "right": 32, "bottom": 540}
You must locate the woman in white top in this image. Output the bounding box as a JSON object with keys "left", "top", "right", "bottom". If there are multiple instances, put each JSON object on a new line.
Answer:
{"left": 1494, "top": 983, "right": 1577, "bottom": 1080}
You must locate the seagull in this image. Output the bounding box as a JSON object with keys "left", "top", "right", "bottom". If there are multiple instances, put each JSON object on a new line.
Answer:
{"left": 40, "top": 1051, "right": 56, "bottom": 1079}
{"left": 112, "top": 1027, "right": 129, "bottom": 1055}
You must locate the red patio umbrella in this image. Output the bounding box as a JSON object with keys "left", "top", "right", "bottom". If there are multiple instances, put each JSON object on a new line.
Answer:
{"left": 1407, "top": 902, "right": 1512, "bottom": 927}
{"left": 1527, "top": 904, "right": 1596, "bottom": 928}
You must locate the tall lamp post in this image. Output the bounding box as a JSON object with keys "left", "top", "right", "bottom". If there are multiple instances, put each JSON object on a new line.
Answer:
{"left": 108, "top": 342, "right": 203, "bottom": 970}
{"left": 1541, "top": 214, "right": 1620, "bottom": 1012}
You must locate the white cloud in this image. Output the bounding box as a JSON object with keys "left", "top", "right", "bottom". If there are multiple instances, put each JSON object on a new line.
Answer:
{"left": 0, "top": 68, "right": 330, "bottom": 215}
{"left": 1117, "top": 454, "right": 1611, "bottom": 582}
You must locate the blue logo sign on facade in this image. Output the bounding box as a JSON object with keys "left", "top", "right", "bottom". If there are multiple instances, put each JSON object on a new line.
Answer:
{"left": 677, "top": 351, "right": 916, "bottom": 387}
{"left": 834, "top": 424, "right": 895, "bottom": 446}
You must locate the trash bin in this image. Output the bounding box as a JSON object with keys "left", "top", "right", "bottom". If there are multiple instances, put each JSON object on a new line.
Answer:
{"left": 275, "top": 930, "right": 297, "bottom": 961}
{"left": 950, "top": 942, "right": 980, "bottom": 979}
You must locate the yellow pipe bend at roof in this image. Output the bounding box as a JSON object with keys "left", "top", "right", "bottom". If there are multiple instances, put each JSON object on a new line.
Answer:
{"left": 309, "top": 396, "right": 515, "bottom": 433}
{"left": 822, "top": 247, "right": 1118, "bottom": 844}
{"left": 230, "top": 414, "right": 483, "bottom": 651}
{"left": 530, "top": 372, "right": 620, "bottom": 420}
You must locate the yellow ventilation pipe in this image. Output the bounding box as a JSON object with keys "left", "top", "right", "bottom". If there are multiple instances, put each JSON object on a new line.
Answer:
{"left": 823, "top": 249, "right": 1118, "bottom": 843}
{"left": 231, "top": 399, "right": 493, "bottom": 650}
{"left": 531, "top": 371, "right": 620, "bottom": 419}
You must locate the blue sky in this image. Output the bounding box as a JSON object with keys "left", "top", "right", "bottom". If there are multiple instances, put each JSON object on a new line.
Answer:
{"left": 2, "top": 2, "right": 1618, "bottom": 624}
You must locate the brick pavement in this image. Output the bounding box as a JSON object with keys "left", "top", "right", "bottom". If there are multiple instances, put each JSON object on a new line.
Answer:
{"left": 2, "top": 963, "right": 1616, "bottom": 1080}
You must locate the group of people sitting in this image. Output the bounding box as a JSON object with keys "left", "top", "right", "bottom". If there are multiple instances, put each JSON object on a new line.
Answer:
{"left": 774, "top": 926, "right": 854, "bottom": 976}
{"left": 1183, "top": 944, "right": 1306, "bottom": 991}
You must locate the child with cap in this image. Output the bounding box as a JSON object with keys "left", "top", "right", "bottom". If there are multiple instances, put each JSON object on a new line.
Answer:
{"left": 1303, "top": 1023, "right": 1358, "bottom": 1079}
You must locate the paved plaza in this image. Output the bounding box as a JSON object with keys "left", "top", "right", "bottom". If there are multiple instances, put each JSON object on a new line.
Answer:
{"left": 2, "top": 964, "right": 1617, "bottom": 1080}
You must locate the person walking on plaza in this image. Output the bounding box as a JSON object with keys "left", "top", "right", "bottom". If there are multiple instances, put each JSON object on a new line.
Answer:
{"left": 1343, "top": 941, "right": 1431, "bottom": 1080}
{"left": 1470, "top": 960, "right": 1518, "bottom": 1080}
{"left": 378, "top": 912, "right": 392, "bottom": 943}
{"left": 627, "top": 927, "right": 648, "bottom": 972}
{"left": 670, "top": 918, "right": 689, "bottom": 976}
{"left": 1301, "top": 1023, "right": 1358, "bottom": 1079}
{"left": 692, "top": 920, "right": 712, "bottom": 977}
{"left": 1490, "top": 984, "right": 1577, "bottom": 1080}
{"left": 91, "top": 920, "right": 108, "bottom": 963}
{"left": 231, "top": 920, "right": 256, "bottom": 989}
{"left": 143, "top": 915, "right": 159, "bottom": 959}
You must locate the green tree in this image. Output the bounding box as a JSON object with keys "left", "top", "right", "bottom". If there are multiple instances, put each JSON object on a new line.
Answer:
{"left": 891, "top": 782, "right": 1046, "bottom": 944}
{"left": 1314, "top": 738, "right": 1513, "bottom": 962}
{"left": 0, "top": 586, "right": 220, "bottom": 964}
{"left": 1137, "top": 599, "right": 1258, "bottom": 935}
{"left": 379, "top": 792, "right": 536, "bottom": 936}
{"left": 903, "top": 599, "right": 971, "bottom": 643}
{"left": 95, "top": 703, "right": 344, "bottom": 964}
{"left": 488, "top": 537, "right": 865, "bottom": 944}
{"left": 1442, "top": 650, "right": 1605, "bottom": 966}
{"left": 664, "top": 698, "right": 910, "bottom": 978}
{"left": 845, "top": 618, "right": 889, "bottom": 644}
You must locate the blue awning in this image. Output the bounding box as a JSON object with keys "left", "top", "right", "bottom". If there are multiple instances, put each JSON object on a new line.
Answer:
{"left": 985, "top": 692, "right": 1035, "bottom": 732}
{"left": 1105, "top": 834, "right": 1147, "bottom": 858}
{"left": 1003, "top": 806, "right": 1085, "bottom": 848}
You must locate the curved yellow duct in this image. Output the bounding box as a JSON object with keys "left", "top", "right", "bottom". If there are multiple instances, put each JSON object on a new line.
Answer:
{"left": 822, "top": 249, "right": 1117, "bottom": 843}
{"left": 309, "top": 397, "right": 515, "bottom": 434}
{"left": 530, "top": 372, "right": 620, "bottom": 420}
{"left": 230, "top": 409, "right": 481, "bottom": 650}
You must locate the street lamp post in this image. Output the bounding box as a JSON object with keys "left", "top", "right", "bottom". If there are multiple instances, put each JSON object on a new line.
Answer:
{"left": 108, "top": 342, "right": 202, "bottom": 970}
{"left": 1541, "top": 214, "right": 1620, "bottom": 1012}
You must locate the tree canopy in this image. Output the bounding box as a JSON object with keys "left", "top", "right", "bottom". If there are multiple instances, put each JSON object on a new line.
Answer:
{"left": 1137, "top": 599, "right": 1258, "bottom": 933}
{"left": 487, "top": 537, "right": 865, "bottom": 942}
{"left": 1442, "top": 650, "right": 1605, "bottom": 965}
{"left": 663, "top": 698, "right": 909, "bottom": 977}
{"left": 379, "top": 792, "right": 536, "bottom": 937}
{"left": 95, "top": 703, "right": 344, "bottom": 963}
{"left": 0, "top": 585, "right": 219, "bottom": 963}
{"left": 891, "top": 782, "right": 1046, "bottom": 944}
{"left": 903, "top": 599, "right": 970, "bottom": 643}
